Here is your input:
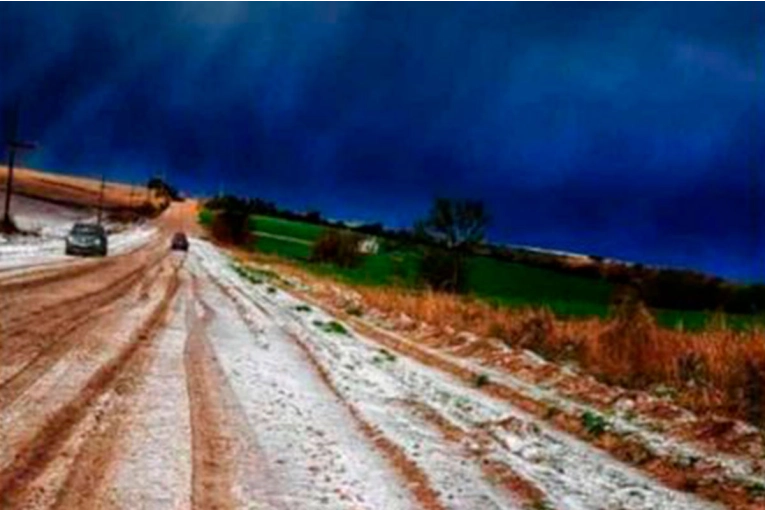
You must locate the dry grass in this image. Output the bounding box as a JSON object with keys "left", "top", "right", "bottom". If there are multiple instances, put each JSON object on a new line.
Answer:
{"left": 0, "top": 167, "right": 161, "bottom": 212}
{"left": 235, "top": 238, "right": 765, "bottom": 428}
{"left": 352, "top": 286, "right": 765, "bottom": 426}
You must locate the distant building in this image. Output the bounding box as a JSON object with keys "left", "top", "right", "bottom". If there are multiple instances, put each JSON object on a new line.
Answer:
{"left": 358, "top": 236, "right": 380, "bottom": 254}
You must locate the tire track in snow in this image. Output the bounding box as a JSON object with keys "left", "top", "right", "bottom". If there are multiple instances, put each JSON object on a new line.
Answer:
{"left": 186, "top": 273, "right": 245, "bottom": 510}
{"left": 51, "top": 258, "right": 184, "bottom": 510}
{"left": 322, "top": 308, "right": 762, "bottom": 508}
{"left": 0, "top": 250, "right": 168, "bottom": 403}
{"left": 194, "top": 244, "right": 518, "bottom": 510}
{"left": 191, "top": 240, "right": 722, "bottom": 510}
{"left": 286, "top": 331, "right": 449, "bottom": 510}
{"left": 190, "top": 253, "right": 419, "bottom": 510}
{"left": 269, "top": 270, "right": 763, "bottom": 508}
{"left": 281, "top": 300, "right": 720, "bottom": 510}
{"left": 0, "top": 258, "right": 181, "bottom": 507}
{"left": 99, "top": 269, "right": 193, "bottom": 510}
{"left": 399, "top": 399, "right": 553, "bottom": 510}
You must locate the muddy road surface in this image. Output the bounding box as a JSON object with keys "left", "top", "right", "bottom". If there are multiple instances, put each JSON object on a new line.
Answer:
{"left": 0, "top": 204, "right": 726, "bottom": 510}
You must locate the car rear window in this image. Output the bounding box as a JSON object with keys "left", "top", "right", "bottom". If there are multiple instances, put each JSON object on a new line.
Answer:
{"left": 72, "top": 224, "right": 104, "bottom": 235}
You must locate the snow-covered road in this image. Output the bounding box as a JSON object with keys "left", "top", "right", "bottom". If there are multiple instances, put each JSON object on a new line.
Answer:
{"left": 187, "top": 239, "right": 722, "bottom": 510}
{"left": 0, "top": 228, "right": 733, "bottom": 509}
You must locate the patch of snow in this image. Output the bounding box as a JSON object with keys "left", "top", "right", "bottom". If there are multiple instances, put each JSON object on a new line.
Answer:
{"left": 105, "top": 282, "right": 193, "bottom": 508}
{"left": 0, "top": 224, "right": 157, "bottom": 272}
{"left": 191, "top": 239, "right": 721, "bottom": 510}
{"left": 189, "top": 252, "right": 418, "bottom": 510}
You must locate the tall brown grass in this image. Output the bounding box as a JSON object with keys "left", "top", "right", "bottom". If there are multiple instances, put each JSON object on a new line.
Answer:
{"left": 241, "top": 251, "right": 765, "bottom": 427}
{"left": 352, "top": 286, "right": 765, "bottom": 426}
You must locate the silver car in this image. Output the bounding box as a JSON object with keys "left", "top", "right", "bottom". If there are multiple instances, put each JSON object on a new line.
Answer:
{"left": 65, "top": 223, "right": 108, "bottom": 257}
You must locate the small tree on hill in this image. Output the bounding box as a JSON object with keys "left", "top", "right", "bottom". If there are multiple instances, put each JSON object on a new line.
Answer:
{"left": 415, "top": 198, "right": 489, "bottom": 249}
{"left": 415, "top": 198, "right": 489, "bottom": 292}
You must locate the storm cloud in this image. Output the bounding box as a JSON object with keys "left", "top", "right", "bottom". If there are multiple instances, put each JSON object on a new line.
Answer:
{"left": 0, "top": 2, "right": 763, "bottom": 280}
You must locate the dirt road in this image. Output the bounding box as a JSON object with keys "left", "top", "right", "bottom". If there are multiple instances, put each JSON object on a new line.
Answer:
{"left": 0, "top": 204, "right": 727, "bottom": 509}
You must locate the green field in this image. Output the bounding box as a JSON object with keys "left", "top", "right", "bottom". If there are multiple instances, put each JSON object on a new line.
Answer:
{"left": 246, "top": 213, "right": 616, "bottom": 316}
{"left": 250, "top": 215, "right": 326, "bottom": 242}
{"left": 466, "top": 256, "right": 613, "bottom": 317}
{"left": 310, "top": 250, "right": 422, "bottom": 287}
{"left": 254, "top": 236, "right": 313, "bottom": 260}
{"left": 202, "top": 209, "right": 763, "bottom": 331}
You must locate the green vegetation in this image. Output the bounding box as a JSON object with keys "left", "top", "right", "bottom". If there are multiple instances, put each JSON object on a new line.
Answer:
{"left": 313, "top": 320, "right": 349, "bottom": 335}
{"left": 201, "top": 208, "right": 765, "bottom": 331}
{"left": 198, "top": 208, "right": 214, "bottom": 226}
{"left": 746, "top": 481, "right": 765, "bottom": 498}
{"left": 372, "top": 348, "right": 397, "bottom": 364}
{"left": 254, "top": 236, "right": 312, "bottom": 260}
{"left": 474, "top": 373, "right": 491, "bottom": 388}
{"left": 231, "top": 263, "right": 278, "bottom": 285}
{"left": 251, "top": 215, "right": 325, "bottom": 242}
{"left": 295, "top": 304, "right": 312, "bottom": 313}
{"left": 466, "top": 255, "right": 612, "bottom": 318}
{"left": 581, "top": 410, "right": 608, "bottom": 437}
{"left": 232, "top": 263, "right": 265, "bottom": 284}
{"left": 309, "top": 249, "right": 421, "bottom": 287}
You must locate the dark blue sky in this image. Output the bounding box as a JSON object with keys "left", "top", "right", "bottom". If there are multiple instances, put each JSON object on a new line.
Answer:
{"left": 1, "top": 3, "right": 763, "bottom": 281}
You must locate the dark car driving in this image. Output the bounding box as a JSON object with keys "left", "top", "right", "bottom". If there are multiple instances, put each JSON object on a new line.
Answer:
{"left": 65, "top": 223, "right": 108, "bottom": 257}
{"left": 171, "top": 232, "right": 189, "bottom": 251}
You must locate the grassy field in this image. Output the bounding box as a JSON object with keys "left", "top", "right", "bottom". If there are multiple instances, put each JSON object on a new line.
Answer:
{"left": 255, "top": 236, "right": 313, "bottom": 260}
{"left": 243, "top": 213, "right": 618, "bottom": 317}
{"left": 250, "top": 215, "right": 326, "bottom": 242}
{"left": 202, "top": 209, "right": 763, "bottom": 331}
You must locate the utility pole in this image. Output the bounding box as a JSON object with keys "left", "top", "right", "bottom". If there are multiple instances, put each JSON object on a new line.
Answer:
{"left": 96, "top": 172, "right": 106, "bottom": 225}
{"left": 128, "top": 182, "right": 135, "bottom": 209}
{"left": 3, "top": 102, "right": 37, "bottom": 231}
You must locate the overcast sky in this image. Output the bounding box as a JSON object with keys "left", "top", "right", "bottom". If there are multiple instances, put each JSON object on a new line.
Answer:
{"left": 1, "top": 3, "right": 763, "bottom": 281}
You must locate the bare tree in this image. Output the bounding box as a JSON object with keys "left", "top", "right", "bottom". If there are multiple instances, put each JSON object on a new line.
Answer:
{"left": 415, "top": 198, "right": 489, "bottom": 249}
{"left": 414, "top": 198, "right": 489, "bottom": 293}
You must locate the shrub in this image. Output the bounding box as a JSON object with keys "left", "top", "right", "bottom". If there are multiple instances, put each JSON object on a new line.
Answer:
{"left": 211, "top": 209, "right": 252, "bottom": 245}
{"left": 506, "top": 309, "right": 556, "bottom": 353}
{"left": 372, "top": 348, "right": 397, "bottom": 364}
{"left": 418, "top": 248, "right": 467, "bottom": 293}
{"left": 313, "top": 320, "right": 348, "bottom": 335}
{"left": 586, "top": 293, "right": 659, "bottom": 385}
{"left": 310, "top": 230, "right": 362, "bottom": 268}
{"left": 198, "top": 208, "right": 214, "bottom": 226}
{"left": 346, "top": 305, "right": 364, "bottom": 316}
{"left": 677, "top": 352, "right": 708, "bottom": 384}
{"left": 581, "top": 411, "right": 607, "bottom": 436}
{"left": 474, "top": 373, "right": 490, "bottom": 388}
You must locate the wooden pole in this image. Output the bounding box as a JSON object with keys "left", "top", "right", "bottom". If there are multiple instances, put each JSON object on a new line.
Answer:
{"left": 97, "top": 173, "right": 106, "bottom": 225}
{"left": 3, "top": 103, "right": 36, "bottom": 229}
